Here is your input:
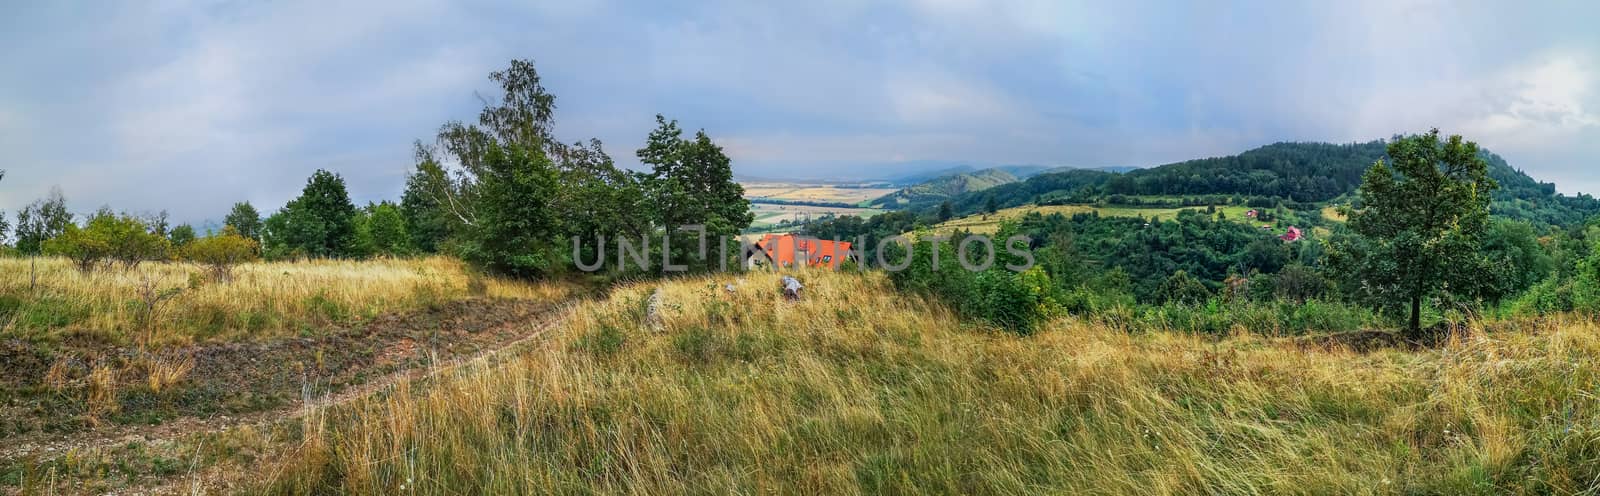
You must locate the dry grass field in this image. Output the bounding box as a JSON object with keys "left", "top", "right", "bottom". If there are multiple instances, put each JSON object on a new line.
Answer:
{"left": 0, "top": 256, "right": 567, "bottom": 346}
{"left": 741, "top": 181, "right": 898, "bottom": 206}
{"left": 9, "top": 264, "right": 1600, "bottom": 495}
{"left": 237, "top": 270, "right": 1600, "bottom": 495}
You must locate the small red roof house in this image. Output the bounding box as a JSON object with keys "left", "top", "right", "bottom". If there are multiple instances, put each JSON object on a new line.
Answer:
{"left": 745, "top": 234, "right": 855, "bottom": 270}
{"left": 1280, "top": 226, "right": 1303, "bottom": 242}
{"left": 1245, "top": 209, "right": 1259, "bottom": 219}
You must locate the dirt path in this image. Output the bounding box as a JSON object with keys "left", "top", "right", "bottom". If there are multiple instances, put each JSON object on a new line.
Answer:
{"left": 1, "top": 299, "right": 577, "bottom": 493}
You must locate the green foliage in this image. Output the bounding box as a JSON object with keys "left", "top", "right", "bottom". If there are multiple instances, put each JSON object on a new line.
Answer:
{"left": 181, "top": 226, "right": 260, "bottom": 281}
{"left": 223, "top": 202, "right": 263, "bottom": 242}
{"left": 43, "top": 210, "right": 170, "bottom": 271}
{"left": 263, "top": 170, "right": 359, "bottom": 259}
{"left": 1273, "top": 263, "right": 1329, "bottom": 303}
{"left": 1155, "top": 270, "right": 1211, "bottom": 305}
{"left": 923, "top": 142, "right": 1598, "bottom": 227}
{"left": 351, "top": 201, "right": 411, "bottom": 258}
{"left": 887, "top": 236, "right": 1059, "bottom": 335}
{"left": 167, "top": 224, "right": 196, "bottom": 248}
{"left": 1332, "top": 130, "right": 1497, "bottom": 333}
{"left": 400, "top": 59, "right": 680, "bottom": 278}
{"left": 801, "top": 211, "right": 924, "bottom": 250}
{"left": 458, "top": 142, "right": 563, "bottom": 277}
{"left": 1015, "top": 210, "right": 1276, "bottom": 302}
{"left": 14, "top": 187, "right": 72, "bottom": 255}
{"left": 637, "top": 114, "right": 753, "bottom": 272}
{"left": 1464, "top": 219, "right": 1554, "bottom": 303}
{"left": 400, "top": 151, "right": 456, "bottom": 254}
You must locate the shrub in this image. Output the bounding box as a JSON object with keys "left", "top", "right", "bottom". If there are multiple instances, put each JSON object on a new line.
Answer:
{"left": 43, "top": 211, "right": 169, "bottom": 271}
{"left": 1155, "top": 270, "right": 1211, "bottom": 305}
{"left": 181, "top": 227, "right": 260, "bottom": 281}
{"left": 889, "top": 237, "right": 1061, "bottom": 335}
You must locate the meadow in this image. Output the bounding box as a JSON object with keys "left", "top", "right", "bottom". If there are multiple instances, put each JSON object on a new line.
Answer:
{"left": 0, "top": 256, "right": 565, "bottom": 346}
{"left": 243, "top": 269, "right": 1600, "bottom": 495}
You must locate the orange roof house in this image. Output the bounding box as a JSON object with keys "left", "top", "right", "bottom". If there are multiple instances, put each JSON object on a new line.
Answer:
{"left": 746, "top": 234, "right": 855, "bottom": 269}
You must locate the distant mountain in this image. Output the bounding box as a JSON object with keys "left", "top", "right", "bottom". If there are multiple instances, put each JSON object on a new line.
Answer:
{"left": 869, "top": 168, "right": 1021, "bottom": 209}
{"left": 887, "top": 165, "right": 983, "bottom": 186}
{"left": 916, "top": 141, "right": 1599, "bottom": 228}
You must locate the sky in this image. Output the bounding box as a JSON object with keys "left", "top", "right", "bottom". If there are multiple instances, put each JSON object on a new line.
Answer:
{"left": 2, "top": 0, "right": 1597, "bottom": 223}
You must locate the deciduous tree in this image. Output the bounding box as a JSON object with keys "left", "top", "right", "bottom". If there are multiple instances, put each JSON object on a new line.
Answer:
{"left": 1332, "top": 130, "right": 1497, "bottom": 335}
{"left": 15, "top": 187, "right": 73, "bottom": 255}
{"left": 224, "top": 202, "right": 263, "bottom": 242}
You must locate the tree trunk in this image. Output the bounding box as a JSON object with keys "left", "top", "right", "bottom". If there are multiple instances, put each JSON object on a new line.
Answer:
{"left": 1409, "top": 295, "right": 1422, "bottom": 337}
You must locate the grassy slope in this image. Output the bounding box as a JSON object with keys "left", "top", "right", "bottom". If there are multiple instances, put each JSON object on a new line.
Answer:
{"left": 872, "top": 169, "right": 1019, "bottom": 208}
{"left": 0, "top": 256, "right": 562, "bottom": 346}
{"left": 263, "top": 270, "right": 1600, "bottom": 495}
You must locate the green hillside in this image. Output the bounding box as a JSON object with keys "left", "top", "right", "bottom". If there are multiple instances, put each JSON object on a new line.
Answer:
{"left": 923, "top": 141, "right": 1599, "bottom": 228}
{"left": 869, "top": 168, "right": 1019, "bottom": 209}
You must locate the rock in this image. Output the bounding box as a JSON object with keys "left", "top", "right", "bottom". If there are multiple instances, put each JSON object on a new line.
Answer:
{"left": 645, "top": 288, "right": 665, "bottom": 331}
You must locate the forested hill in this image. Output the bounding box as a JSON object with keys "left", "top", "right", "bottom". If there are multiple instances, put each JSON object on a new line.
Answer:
{"left": 869, "top": 168, "right": 1019, "bottom": 209}
{"left": 926, "top": 141, "right": 1599, "bottom": 228}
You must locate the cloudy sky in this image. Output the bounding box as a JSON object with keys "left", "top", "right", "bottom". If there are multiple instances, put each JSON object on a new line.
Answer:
{"left": 2, "top": 0, "right": 1597, "bottom": 223}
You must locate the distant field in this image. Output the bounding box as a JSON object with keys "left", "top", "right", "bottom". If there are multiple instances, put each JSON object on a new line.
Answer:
{"left": 741, "top": 181, "right": 898, "bottom": 206}
{"left": 748, "top": 202, "right": 883, "bottom": 230}
{"left": 1322, "top": 205, "right": 1349, "bottom": 222}
{"left": 932, "top": 203, "right": 1258, "bottom": 235}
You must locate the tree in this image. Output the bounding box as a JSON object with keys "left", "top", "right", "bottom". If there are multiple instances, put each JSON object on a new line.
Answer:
{"left": 1465, "top": 219, "right": 1554, "bottom": 304}
{"left": 44, "top": 210, "right": 170, "bottom": 271}
{"left": 15, "top": 187, "right": 72, "bottom": 255}
{"left": 224, "top": 202, "right": 263, "bottom": 242}
{"left": 365, "top": 201, "right": 411, "bottom": 256}
{"left": 168, "top": 223, "right": 197, "bottom": 248}
{"left": 984, "top": 195, "right": 998, "bottom": 215}
{"left": 1155, "top": 270, "right": 1212, "bottom": 305}
{"left": 1336, "top": 130, "right": 1497, "bottom": 334}
{"left": 140, "top": 210, "right": 171, "bottom": 238}
{"left": 399, "top": 151, "right": 455, "bottom": 253}
{"left": 1241, "top": 238, "right": 1289, "bottom": 274}
{"left": 404, "top": 59, "right": 660, "bottom": 277}
{"left": 1275, "top": 263, "right": 1328, "bottom": 304}
{"left": 637, "top": 114, "right": 752, "bottom": 272}
{"left": 182, "top": 226, "right": 259, "bottom": 281}
{"left": 938, "top": 201, "right": 955, "bottom": 222}
{"left": 264, "top": 170, "right": 359, "bottom": 259}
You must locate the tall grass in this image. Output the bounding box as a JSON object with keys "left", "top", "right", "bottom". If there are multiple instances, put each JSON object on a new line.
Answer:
{"left": 263, "top": 269, "right": 1600, "bottom": 494}
{"left": 0, "top": 256, "right": 568, "bottom": 345}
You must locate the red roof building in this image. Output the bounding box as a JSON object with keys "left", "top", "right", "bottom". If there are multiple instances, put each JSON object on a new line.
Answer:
{"left": 1280, "top": 226, "right": 1303, "bottom": 242}
{"left": 746, "top": 234, "right": 855, "bottom": 269}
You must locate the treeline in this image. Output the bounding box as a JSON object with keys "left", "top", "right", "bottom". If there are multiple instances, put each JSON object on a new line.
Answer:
{"left": 926, "top": 142, "right": 1600, "bottom": 228}
{"left": 0, "top": 60, "right": 753, "bottom": 280}
{"left": 812, "top": 131, "right": 1600, "bottom": 336}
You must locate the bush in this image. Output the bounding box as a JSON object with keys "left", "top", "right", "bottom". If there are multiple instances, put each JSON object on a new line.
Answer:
{"left": 43, "top": 211, "right": 169, "bottom": 271}
{"left": 889, "top": 237, "right": 1061, "bottom": 335}
{"left": 1155, "top": 270, "right": 1212, "bottom": 305}
{"left": 181, "top": 227, "right": 260, "bottom": 281}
